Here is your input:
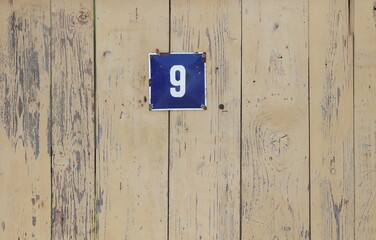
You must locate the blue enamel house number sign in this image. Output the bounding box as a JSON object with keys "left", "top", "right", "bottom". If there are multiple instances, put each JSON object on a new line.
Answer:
{"left": 148, "top": 52, "right": 207, "bottom": 111}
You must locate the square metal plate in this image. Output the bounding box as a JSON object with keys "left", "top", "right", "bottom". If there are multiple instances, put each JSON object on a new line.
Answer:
{"left": 148, "top": 52, "right": 207, "bottom": 111}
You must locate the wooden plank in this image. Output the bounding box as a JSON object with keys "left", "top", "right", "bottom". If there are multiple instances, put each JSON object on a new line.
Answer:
{"left": 95, "top": 0, "right": 169, "bottom": 239}
{"left": 169, "top": 1, "right": 241, "bottom": 240}
{"left": 0, "top": 1, "right": 51, "bottom": 239}
{"left": 241, "top": 1, "right": 309, "bottom": 239}
{"left": 51, "top": 0, "right": 95, "bottom": 239}
{"left": 354, "top": 1, "right": 376, "bottom": 238}
{"left": 309, "top": 0, "right": 354, "bottom": 239}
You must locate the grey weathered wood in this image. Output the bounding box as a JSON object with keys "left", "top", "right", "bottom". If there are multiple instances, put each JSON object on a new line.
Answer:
{"left": 310, "top": 0, "right": 354, "bottom": 239}
{"left": 242, "top": 0, "right": 310, "bottom": 239}
{"left": 169, "top": 0, "right": 241, "bottom": 240}
{"left": 0, "top": 1, "right": 51, "bottom": 239}
{"left": 355, "top": 0, "right": 376, "bottom": 238}
{"left": 51, "top": 1, "right": 95, "bottom": 239}
{"left": 95, "top": 0, "right": 169, "bottom": 239}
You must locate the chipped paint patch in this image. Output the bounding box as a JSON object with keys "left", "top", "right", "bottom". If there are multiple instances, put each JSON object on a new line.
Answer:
{"left": 0, "top": 12, "right": 44, "bottom": 159}
{"left": 96, "top": 124, "right": 103, "bottom": 145}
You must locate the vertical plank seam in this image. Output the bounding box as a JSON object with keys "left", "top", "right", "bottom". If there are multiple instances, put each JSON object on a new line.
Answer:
{"left": 167, "top": 1, "right": 171, "bottom": 240}
{"left": 352, "top": 33, "right": 355, "bottom": 240}
{"left": 308, "top": 0, "right": 311, "bottom": 238}
{"left": 349, "top": 0, "right": 355, "bottom": 239}
{"left": 239, "top": 0, "right": 243, "bottom": 239}
{"left": 49, "top": 0, "right": 53, "bottom": 238}
{"left": 349, "top": 0, "right": 354, "bottom": 34}
{"left": 93, "top": 0, "right": 98, "bottom": 238}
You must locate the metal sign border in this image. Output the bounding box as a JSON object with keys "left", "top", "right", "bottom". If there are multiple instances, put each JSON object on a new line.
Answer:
{"left": 148, "top": 52, "right": 207, "bottom": 111}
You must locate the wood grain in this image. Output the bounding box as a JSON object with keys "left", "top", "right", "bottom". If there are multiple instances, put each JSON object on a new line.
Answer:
{"left": 2, "top": 1, "right": 376, "bottom": 239}
{"left": 0, "top": 1, "right": 51, "bottom": 239}
{"left": 241, "top": 1, "right": 309, "bottom": 239}
{"left": 51, "top": 0, "right": 95, "bottom": 239}
{"left": 169, "top": 1, "right": 241, "bottom": 240}
{"left": 95, "top": 0, "right": 169, "bottom": 239}
{"left": 355, "top": 0, "right": 376, "bottom": 238}
{"left": 310, "top": 0, "right": 354, "bottom": 239}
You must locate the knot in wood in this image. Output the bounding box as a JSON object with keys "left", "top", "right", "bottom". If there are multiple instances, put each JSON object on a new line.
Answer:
{"left": 78, "top": 8, "right": 89, "bottom": 24}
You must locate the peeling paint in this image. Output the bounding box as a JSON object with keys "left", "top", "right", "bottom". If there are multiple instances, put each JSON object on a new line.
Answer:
{"left": 0, "top": 13, "right": 42, "bottom": 159}
{"left": 96, "top": 124, "right": 102, "bottom": 145}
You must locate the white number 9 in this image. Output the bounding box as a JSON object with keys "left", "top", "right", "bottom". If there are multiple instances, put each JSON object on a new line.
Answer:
{"left": 170, "top": 65, "right": 186, "bottom": 97}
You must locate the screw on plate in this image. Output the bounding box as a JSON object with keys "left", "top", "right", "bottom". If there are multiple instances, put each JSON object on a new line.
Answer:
{"left": 201, "top": 104, "right": 207, "bottom": 110}
{"left": 201, "top": 53, "right": 206, "bottom": 63}
{"left": 149, "top": 104, "right": 153, "bottom": 110}
{"left": 149, "top": 79, "right": 152, "bottom": 86}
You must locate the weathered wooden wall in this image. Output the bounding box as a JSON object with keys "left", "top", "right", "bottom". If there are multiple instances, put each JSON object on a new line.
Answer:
{"left": 0, "top": 0, "right": 376, "bottom": 240}
{"left": 310, "top": 1, "right": 354, "bottom": 239}
{"left": 0, "top": 1, "right": 51, "bottom": 239}
{"left": 242, "top": 1, "right": 309, "bottom": 239}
